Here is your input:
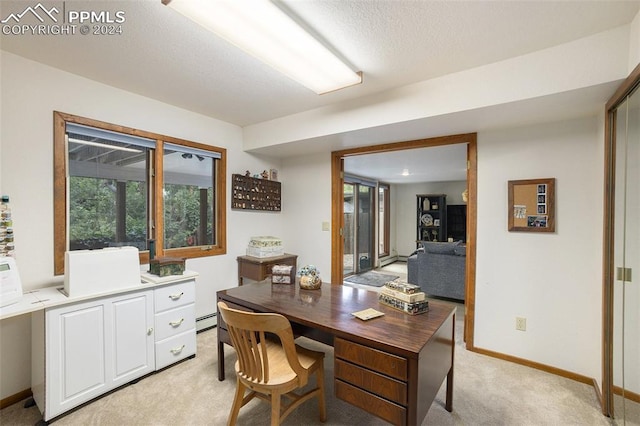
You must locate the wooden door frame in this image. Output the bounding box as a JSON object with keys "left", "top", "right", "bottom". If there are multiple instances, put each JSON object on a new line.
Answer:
{"left": 331, "top": 133, "right": 478, "bottom": 348}
{"left": 602, "top": 62, "right": 640, "bottom": 416}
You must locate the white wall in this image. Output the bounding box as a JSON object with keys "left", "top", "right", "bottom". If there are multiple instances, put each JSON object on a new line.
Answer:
{"left": 629, "top": 12, "right": 640, "bottom": 71}
{"left": 475, "top": 116, "right": 603, "bottom": 379}
{"left": 0, "top": 51, "right": 283, "bottom": 399}
{"left": 395, "top": 181, "right": 467, "bottom": 256}
{"left": 279, "top": 153, "right": 333, "bottom": 277}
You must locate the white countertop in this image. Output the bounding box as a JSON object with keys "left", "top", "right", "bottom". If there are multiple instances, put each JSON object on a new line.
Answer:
{"left": 140, "top": 270, "right": 199, "bottom": 285}
{"left": 0, "top": 269, "right": 199, "bottom": 321}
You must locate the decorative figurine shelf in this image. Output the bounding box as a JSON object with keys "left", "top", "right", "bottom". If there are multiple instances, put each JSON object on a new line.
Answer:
{"left": 232, "top": 174, "right": 281, "bottom": 211}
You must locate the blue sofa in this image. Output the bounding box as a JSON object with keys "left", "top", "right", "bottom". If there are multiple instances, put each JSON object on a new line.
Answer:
{"left": 407, "top": 241, "right": 466, "bottom": 301}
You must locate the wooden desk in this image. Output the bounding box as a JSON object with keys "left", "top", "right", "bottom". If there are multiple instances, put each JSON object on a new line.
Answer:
{"left": 236, "top": 253, "right": 297, "bottom": 286}
{"left": 217, "top": 282, "right": 455, "bottom": 425}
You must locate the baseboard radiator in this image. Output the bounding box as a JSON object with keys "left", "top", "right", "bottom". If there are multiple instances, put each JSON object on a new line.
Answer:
{"left": 196, "top": 313, "right": 217, "bottom": 332}
{"left": 379, "top": 255, "right": 400, "bottom": 267}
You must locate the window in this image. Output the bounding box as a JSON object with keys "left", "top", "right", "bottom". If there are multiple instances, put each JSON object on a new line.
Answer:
{"left": 162, "top": 143, "right": 215, "bottom": 249}
{"left": 54, "top": 112, "right": 226, "bottom": 275}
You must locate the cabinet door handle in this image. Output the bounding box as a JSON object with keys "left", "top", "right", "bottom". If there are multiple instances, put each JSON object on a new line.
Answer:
{"left": 170, "top": 345, "right": 185, "bottom": 354}
{"left": 169, "top": 292, "right": 184, "bottom": 300}
{"left": 169, "top": 318, "right": 184, "bottom": 327}
{"left": 147, "top": 327, "right": 154, "bottom": 335}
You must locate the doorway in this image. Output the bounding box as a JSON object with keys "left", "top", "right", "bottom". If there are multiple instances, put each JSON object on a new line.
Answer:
{"left": 331, "top": 133, "right": 477, "bottom": 347}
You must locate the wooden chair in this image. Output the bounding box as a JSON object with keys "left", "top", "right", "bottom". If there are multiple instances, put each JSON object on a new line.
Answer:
{"left": 217, "top": 302, "right": 326, "bottom": 426}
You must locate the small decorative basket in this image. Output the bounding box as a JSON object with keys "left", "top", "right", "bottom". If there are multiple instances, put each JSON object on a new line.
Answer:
{"left": 298, "top": 265, "right": 322, "bottom": 290}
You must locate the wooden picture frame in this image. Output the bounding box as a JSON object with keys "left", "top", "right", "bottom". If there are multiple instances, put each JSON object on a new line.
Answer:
{"left": 508, "top": 178, "right": 555, "bottom": 232}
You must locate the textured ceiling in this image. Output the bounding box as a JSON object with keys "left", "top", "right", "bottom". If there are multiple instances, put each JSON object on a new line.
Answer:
{"left": 1, "top": 0, "right": 638, "bottom": 126}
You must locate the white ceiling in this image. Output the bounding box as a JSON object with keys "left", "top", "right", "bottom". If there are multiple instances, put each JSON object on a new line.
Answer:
{"left": 1, "top": 0, "right": 638, "bottom": 183}
{"left": 344, "top": 144, "right": 468, "bottom": 184}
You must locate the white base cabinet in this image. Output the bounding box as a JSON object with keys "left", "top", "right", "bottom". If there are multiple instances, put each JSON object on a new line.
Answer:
{"left": 33, "top": 290, "right": 154, "bottom": 421}
{"left": 32, "top": 277, "right": 197, "bottom": 422}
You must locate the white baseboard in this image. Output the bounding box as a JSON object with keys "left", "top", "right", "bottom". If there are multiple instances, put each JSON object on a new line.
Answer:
{"left": 379, "top": 255, "right": 399, "bottom": 267}
{"left": 196, "top": 314, "right": 216, "bottom": 332}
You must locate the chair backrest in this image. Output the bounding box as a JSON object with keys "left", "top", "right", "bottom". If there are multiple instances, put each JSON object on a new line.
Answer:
{"left": 217, "top": 301, "right": 307, "bottom": 384}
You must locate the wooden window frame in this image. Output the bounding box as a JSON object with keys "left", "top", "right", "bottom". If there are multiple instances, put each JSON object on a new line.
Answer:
{"left": 378, "top": 184, "right": 390, "bottom": 257}
{"left": 53, "top": 111, "right": 227, "bottom": 275}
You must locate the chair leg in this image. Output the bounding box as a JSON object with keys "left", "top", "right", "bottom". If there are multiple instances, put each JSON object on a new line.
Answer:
{"left": 271, "top": 392, "right": 281, "bottom": 426}
{"left": 227, "top": 378, "right": 246, "bottom": 426}
{"left": 317, "top": 365, "right": 327, "bottom": 422}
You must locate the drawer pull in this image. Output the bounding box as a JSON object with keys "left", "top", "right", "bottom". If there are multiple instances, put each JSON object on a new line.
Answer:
{"left": 169, "top": 292, "right": 184, "bottom": 301}
{"left": 169, "top": 318, "right": 184, "bottom": 327}
{"left": 170, "top": 345, "right": 185, "bottom": 354}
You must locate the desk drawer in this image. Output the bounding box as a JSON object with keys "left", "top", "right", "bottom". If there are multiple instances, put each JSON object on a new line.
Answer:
{"left": 155, "top": 281, "right": 195, "bottom": 312}
{"left": 335, "top": 337, "right": 407, "bottom": 381}
{"left": 335, "top": 379, "right": 406, "bottom": 425}
{"left": 335, "top": 359, "right": 407, "bottom": 405}
{"left": 240, "top": 262, "right": 270, "bottom": 280}
{"left": 155, "top": 304, "right": 195, "bottom": 341}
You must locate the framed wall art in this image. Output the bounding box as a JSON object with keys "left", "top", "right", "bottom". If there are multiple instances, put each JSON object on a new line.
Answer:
{"left": 508, "top": 178, "right": 555, "bottom": 232}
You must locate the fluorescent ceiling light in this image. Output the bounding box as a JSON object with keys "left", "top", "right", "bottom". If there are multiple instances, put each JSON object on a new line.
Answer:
{"left": 68, "top": 138, "right": 142, "bottom": 153}
{"left": 162, "top": 0, "right": 362, "bottom": 94}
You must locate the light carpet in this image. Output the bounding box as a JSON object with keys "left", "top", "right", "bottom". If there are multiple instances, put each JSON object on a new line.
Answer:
{"left": 2, "top": 304, "right": 637, "bottom": 425}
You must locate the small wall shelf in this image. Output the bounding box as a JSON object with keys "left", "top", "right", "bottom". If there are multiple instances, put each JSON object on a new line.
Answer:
{"left": 232, "top": 174, "right": 281, "bottom": 211}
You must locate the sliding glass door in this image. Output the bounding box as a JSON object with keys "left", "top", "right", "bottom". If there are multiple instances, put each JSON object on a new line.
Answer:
{"left": 343, "top": 177, "right": 375, "bottom": 278}
{"left": 356, "top": 184, "right": 374, "bottom": 273}
{"left": 343, "top": 182, "right": 355, "bottom": 276}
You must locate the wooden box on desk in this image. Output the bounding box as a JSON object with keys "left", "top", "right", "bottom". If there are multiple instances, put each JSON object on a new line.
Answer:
{"left": 271, "top": 264, "right": 295, "bottom": 284}
{"left": 149, "top": 257, "right": 185, "bottom": 277}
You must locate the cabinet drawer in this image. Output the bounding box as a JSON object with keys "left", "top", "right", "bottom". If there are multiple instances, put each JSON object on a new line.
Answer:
{"left": 155, "top": 329, "right": 196, "bottom": 370}
{"left": 154, "top": 304, "right": 195, "bottom": 341}
{"left": 335, "top": 337, "right": 407, "bottom": 381}
{"left": 335, "top": 359, "right": 407, "bottom": 405}
{"left": 155, "top": 281, "right": 195, "bottom": 312}
{"left": 335, "top": 379, "right": 406, "bottom": 426}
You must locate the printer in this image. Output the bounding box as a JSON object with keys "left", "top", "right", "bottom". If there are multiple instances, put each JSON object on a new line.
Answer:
{"left": 0, "top": 257, "right": 22, "bottom": 307}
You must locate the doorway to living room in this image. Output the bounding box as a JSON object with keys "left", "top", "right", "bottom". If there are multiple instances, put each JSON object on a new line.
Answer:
{"left": 330, "top": 133, "right": 477, "bottom": 347}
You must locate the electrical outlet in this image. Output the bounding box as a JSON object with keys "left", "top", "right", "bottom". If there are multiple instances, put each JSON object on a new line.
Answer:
{"left": 515, "top": 317, "right": 527, "bottom": 331}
